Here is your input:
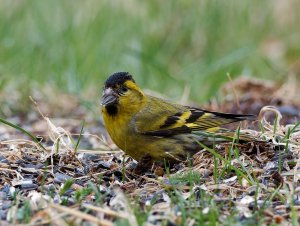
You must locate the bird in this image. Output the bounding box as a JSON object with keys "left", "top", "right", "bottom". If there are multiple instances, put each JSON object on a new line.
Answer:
{"left": 101, "top": 72, "right": 255, "bottom": 166}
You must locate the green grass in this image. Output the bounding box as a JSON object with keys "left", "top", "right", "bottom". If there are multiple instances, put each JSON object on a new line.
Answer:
{"left": 0, "top": 117, "right": 47, "bottom": 150}
{"left": 169, "top": 171, "right": 202, "bottom": 186}
{"left": 2, "top": 115, "right": 298, "bottom": 225}
{"left": 1, "top": 2, "right": 300, "bottom": 223}
{"left": 59, "top": 179, "right": 75, "bottom": 196}
{"left": 1, "top": 0, "right": 300, "bottom": 110}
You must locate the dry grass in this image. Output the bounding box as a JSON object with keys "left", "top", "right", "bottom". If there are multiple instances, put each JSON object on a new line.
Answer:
{"left": 0, "top": 77, "right": 300, "bottom": 225}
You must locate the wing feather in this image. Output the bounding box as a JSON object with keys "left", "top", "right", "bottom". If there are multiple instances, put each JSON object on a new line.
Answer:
{"left": 133, "top": 96, "right": 255, "bottom": 137}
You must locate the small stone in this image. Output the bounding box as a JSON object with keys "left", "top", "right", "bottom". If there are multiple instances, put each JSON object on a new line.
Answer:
{"left": 1, "top": 201, "right": 11, "bottom": 210}
{"left": 0, "top": 209, "right": 8, "bottom": 220}
{"left": 0, "top": 192, "right": 7, "bottom": 200}
{"left": 54, "top": 173, "right": 72, "bottom": 183}
{"left": 154, "top": 166, "right": 164, "bottom": 177}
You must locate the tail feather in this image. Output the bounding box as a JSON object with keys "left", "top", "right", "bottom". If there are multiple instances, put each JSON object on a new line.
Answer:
{"left": 188, "top": 109, "right": 256, "bottom": 131}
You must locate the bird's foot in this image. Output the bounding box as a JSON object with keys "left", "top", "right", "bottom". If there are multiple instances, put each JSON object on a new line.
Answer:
{"left": 133, "top": 153, "right": 154, "bottom": 175}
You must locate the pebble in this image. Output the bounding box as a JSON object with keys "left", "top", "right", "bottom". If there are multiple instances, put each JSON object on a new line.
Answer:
{"left": 0, "top": 210, "right": 8, "bottom": 220}
{"left": 54, "top": 173, "right": 72, "bottom": 183}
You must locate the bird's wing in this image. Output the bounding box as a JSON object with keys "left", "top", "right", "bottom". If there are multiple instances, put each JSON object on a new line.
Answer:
{"left": 133, "top": 96, "right": 255, "bottom": 137}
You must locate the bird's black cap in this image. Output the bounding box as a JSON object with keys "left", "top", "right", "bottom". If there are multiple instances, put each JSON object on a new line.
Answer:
{"left": 105, "top": 72, "right": 135, "bottom": 87}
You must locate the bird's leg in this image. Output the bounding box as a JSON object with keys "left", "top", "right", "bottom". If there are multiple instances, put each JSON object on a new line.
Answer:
{"left": 133, "top": 153, "right": 154, "bottom": 174}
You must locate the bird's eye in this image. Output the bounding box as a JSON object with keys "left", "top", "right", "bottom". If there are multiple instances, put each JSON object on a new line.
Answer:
{"left": 120, "top": 86, "right": 128, "bottom": 93}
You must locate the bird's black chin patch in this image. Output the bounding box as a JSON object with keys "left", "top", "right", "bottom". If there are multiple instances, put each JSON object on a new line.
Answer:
{"left": 105, "top": 104, "right": 118, "bottom": 116}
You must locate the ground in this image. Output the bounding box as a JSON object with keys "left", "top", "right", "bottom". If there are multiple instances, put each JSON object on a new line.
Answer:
{"left": 1, "top": 1, "right": 300, "bottom": 225}
{"left": 0, "top": 77, "right": 300, "bottom": 226}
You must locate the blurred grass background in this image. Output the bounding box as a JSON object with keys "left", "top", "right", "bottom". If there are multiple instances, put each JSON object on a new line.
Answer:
{"left": 0, "top": 0, "right": 300, "bottom": 114}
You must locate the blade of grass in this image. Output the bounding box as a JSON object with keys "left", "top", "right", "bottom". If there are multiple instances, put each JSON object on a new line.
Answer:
{"left": 262, "top": 186, "right": 282, "bottom": 209}
{"left": 196, "top": 140, "right": 253, "bottom": 185}
{"left": 74, "top": 120, "right": 85, "bottom": 153}
{"left": 0, "top": 117, "right": 47, "bottom": 151}
{"left": 59, "top": 179, "right": 75, "bottom": 196}
{"left": 232, "top": 126, "right": 256, "bottom": 184}
{"left": 56, "top": 137, "right": 60, "bottom": 154}
{"left": 280, "top": 121, "right": 300, "bottom": 142}
{"left": 273, "top": 113, "right": 279, "bottom": 136}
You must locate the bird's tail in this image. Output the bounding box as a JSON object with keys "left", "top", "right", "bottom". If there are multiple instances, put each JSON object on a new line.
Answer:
{"left": 194, "top": 129, "right": 259, "bottom": 144}
{"left": 188, "top": 108, "right": 256, "bottom": 132}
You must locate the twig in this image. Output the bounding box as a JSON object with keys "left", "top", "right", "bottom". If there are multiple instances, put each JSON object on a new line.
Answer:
{"left": 29, "top": 96, "right": 46, "bottom": 118}
{"left": 49, "top": 203, "right": 114, "bottom": 226}
{"left": 82, "top": 203, "right": 127, "bottom": 219}
{"left": 227, "top": 73, "right": 240, "bottom": 111}
{"left": 29, "top": 210, "right": 70, "bottom": 226}
{"left": 0, "top": 168, "right": 24, "bottom": 179}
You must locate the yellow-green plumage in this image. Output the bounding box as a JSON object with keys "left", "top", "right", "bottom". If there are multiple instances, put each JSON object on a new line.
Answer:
{"left": 101, "top": 72, "right": 255, "bottom": 163}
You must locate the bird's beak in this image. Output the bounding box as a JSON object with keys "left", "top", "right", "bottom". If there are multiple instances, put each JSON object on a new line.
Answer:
{"left": 101, "top": 88, "right": 118, "bottom": 106}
